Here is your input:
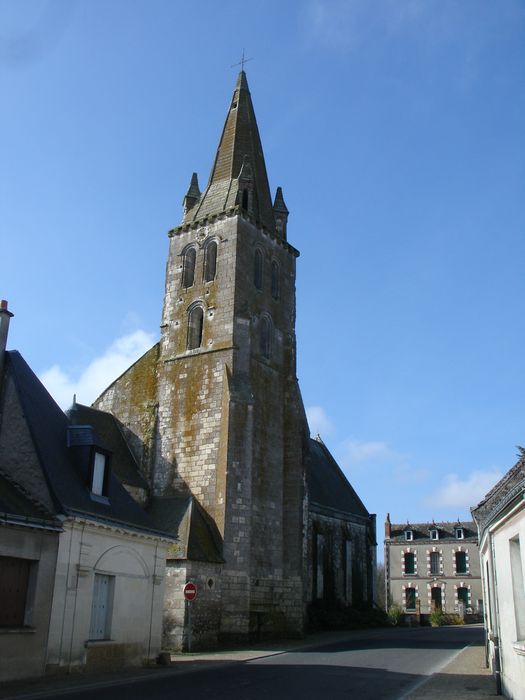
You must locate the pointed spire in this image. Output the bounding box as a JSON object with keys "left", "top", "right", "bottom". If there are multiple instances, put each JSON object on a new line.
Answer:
{"left": 273, "top": 186, "right": 289, "bottom": 240}
{"left": 183, "top": 172, "right": 201, "bottom": 214}
{"left": 183, "top": 71, "right": 276, "bottom": 233}
{"left": 273, "top": 186, "right": 288, "bottom": 214}
{"left": 236, "top": 70, "right": 249, "bottom": 91}
{"left": 0, "top": 299, "right": 13, "bottom": 388}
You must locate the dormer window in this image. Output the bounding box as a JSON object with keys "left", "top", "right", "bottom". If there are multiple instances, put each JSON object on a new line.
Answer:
{"left": 455, "top": 528, "right": 464, "bottom": 540}
{"left": 430, "top": 529, "right": 439, "bottom": 541}
{"left": 405, "top": 530, "right": 413, "bottom": 542}
{"left": 91, "top": 451, "right": 107, "bottom": 496}
{"left": 67, "top": 425, "right": 111, "bottom": 503}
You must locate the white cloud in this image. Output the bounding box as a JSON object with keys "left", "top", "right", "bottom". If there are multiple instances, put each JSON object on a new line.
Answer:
{"left": 306, "top": 405, "right": 334, "bottom": 437}
{"left": 302, "top": 0, "right": 491, "bottom": 60}
{"left": 304, "top": 0, "right": 363, "bottom": 51}
{"left": 426, "top": 469, "right": 504, "bottom": 510}
{"left": 340, "top": 437, "right": 393, "bottom": 463}
{"left": 40, "top": 329, "right": 155, "bottom": 409}
{"left": 338, "top": 437, "right": 430, "bottom": 485}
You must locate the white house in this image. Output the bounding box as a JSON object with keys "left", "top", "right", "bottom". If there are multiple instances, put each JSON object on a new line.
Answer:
{"left": 0, "top": 301, "right": 173, "bottom": 680}
{"left": 472, "top": 450, "right": 525, "bottom": 700}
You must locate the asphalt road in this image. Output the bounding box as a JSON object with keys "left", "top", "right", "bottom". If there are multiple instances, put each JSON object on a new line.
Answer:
{"left": 14, "top": 625, "right": 484, "bottom": 700}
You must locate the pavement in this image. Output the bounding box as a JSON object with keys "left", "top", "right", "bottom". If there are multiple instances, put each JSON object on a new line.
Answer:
{"left": 403, "top": 639, "right": 497, "bottom": 699}
{"left": 0, "top": 625, "right": 499, "bottom": 700}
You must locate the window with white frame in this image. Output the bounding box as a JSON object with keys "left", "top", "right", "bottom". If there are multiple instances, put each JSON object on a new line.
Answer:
{"left": 455, "top": 551, "right": 468, "bottom": 575}
{"left": 429, "top": 529, "right": 439, "bottom": 540}
{"left": 405, "top": 587, "right": 416, "bottom": 611}
{"left": 455, "top": 527, "right": 464, "bottom": 539}
{"left": 405, "top": 530, "right": 413, "bottom": 541}
{"left": 430, "top": 551, "right": 441, "bottom": 575}
{"left": 91, "top": 451, "right": 107, "bottom": 496}
{"left": 457, "top": 586, "right": 469, "bottom": 610}
{"left": 404, "top": 551, "right": 416, "bottom": 575}
{"left": 510, "top": 536, "right": 525, "bottom": 641}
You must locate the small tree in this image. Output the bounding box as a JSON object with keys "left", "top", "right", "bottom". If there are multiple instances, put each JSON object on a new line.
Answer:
{"left": 388, "top": 605, "right": 403, "bottom": 626}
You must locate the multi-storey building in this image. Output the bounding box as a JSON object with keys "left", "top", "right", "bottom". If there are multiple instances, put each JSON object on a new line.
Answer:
{"left": 384, "top": 515, "right": 482, "bottom": 619}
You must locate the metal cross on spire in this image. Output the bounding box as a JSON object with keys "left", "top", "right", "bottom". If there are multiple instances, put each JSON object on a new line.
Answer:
{"left": 231, "top": 49, "right": 253, "bottom": 72}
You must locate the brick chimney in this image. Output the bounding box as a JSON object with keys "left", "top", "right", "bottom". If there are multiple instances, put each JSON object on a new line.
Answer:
{"left": 0, "top": 300, "right": 14, "bottom": 383}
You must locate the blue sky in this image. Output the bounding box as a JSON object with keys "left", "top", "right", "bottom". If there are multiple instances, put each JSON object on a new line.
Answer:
{"left": 2, "top": 0, "right": 524, "bottom": 542}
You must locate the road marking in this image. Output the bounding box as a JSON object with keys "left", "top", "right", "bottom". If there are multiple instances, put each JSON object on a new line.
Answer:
{"left": 395, "top": 642, "right": 473, "bottom": 700}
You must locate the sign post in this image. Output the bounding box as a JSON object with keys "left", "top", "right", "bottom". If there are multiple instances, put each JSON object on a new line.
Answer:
{"left": 183, "top": 582, "right": 197, "bottom": 652}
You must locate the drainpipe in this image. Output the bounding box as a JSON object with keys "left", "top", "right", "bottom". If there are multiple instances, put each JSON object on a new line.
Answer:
{"left": 489, "top": 533, "right": 502, "bottom": 695}
{"left": 0, "top": 300, "right": 14, "bottom": 386}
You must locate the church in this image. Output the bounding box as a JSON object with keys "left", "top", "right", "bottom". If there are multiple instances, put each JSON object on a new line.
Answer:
{"left": 88, "top": 70, "right": 377, "bottom": 649}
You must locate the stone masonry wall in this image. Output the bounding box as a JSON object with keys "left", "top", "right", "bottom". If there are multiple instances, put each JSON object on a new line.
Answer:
{"left": 156, "top": 217, "right": 237, "bottom": 522}
{"left": 307, "top": 511, "right": 372, "bottom": 607}
{"left": 217, "top": 214, "right": 305, "bottom": 639}
{"left": 94, "top": 344, "right": 159, "bottom": 480}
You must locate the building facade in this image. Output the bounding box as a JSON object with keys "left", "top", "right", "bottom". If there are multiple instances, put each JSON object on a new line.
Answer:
{"left": 0, "top": 472, "right": 61, "bottom": 682}
{"left": 472, "top": 450, "right": 525, "bottom": 700}
{"left": 0, "top": 302, "right": 172, "bottom": 680}
{"left": 384, "top": 515, "right": 482, "bottom": 620}
{"left": 93, "top": 71, "right": 376, "bottom": 648}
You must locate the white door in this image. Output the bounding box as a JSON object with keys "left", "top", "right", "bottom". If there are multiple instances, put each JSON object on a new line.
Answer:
{"left": 89, "top": 574, "right": 113, "bottom": 640}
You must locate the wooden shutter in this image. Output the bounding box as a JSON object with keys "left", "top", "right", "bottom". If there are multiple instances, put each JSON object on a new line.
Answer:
{"left": 0, "top": 556, "right": 31, "bottom": 626}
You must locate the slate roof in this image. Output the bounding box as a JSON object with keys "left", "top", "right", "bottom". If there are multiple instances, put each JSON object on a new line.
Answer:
{"left": 388, "top": 520, "right": 477, "bottom": 542}
{"left": 472, "top": 452, "right": 525, "bottom": 532}
{"left": 66, "top": 402, "right": 148, "bottom": 490}
{"left": 1, "top": 351, "right": 170, "bottom": 538}
{"left": 147, "top": 495, "right": 223, "bottom": 563}
{"left": 0, "top": 468, "right": 61, "bottom": 530}
{"left": 307, "top": 437, "right": 371, "bottom": 521}
{"left": 182, "top": 71, "right": 278, "bottom": 236}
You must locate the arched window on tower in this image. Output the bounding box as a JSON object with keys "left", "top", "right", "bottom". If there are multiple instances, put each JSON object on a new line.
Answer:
{"left": 271, "top": 260, "right": 280, "bottom": 300}
{"left": 259, "top": 316, "right": 271, "bottom": 359}
{"left": 242, "top": 189, "right": 249, "bottom": 211}
{"left": 254, "top": 249, "right": 263, "bottom": 290}
{"left": 182, "top": 247, "right": 196, "bottom": 288}
{"left": 187, "top": 305, "right": 204, "bottom": 350}
{"left": 204, "top": 240, "right": 217, "bottom": 282}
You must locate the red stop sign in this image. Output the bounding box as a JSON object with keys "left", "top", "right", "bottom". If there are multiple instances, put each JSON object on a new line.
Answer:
{"left": 183, "top": 582, "right": 197, "bottom": 601}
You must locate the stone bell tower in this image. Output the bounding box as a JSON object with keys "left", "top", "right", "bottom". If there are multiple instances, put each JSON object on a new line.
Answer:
{"left": 156, "top": 70, "right": 308, "bottom": 639}
{"left": 94, "top": 71, "right": 309, "bottom": 644}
